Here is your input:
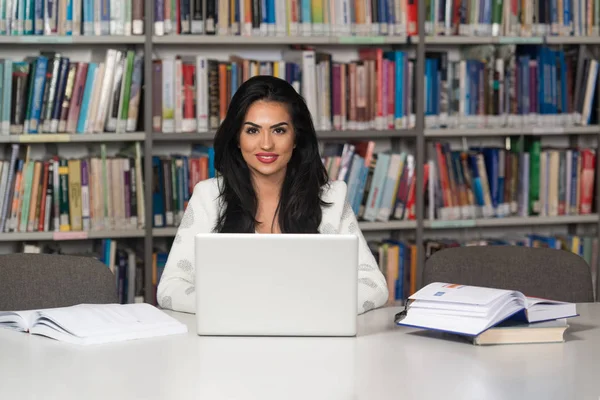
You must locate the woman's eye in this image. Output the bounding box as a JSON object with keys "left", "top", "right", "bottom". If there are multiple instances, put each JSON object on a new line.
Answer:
{"left": 274, "top": 128, "right": 286, "bottom": 134}
{"left": 246, "top": 128, "right": 258, "bottom": 134}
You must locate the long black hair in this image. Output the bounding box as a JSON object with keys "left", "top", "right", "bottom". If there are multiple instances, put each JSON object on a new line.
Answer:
{"left": 213, "top": 75, "right": 330, "bottom": 233}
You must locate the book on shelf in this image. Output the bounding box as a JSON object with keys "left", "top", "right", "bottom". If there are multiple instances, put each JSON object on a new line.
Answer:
{"left": 152, "top": 48, "right": 416, "bottom": 134}
{"left": 423, "top": 45, "right": 599, "bottom": 130}
{"left": 0, "top": 142, "right": 145, "bottom": 234}
{"left": 427, "top": 139, "right": 597, "bottom": 221}
{"left": 153, "top": 0, "right": 417, "bottom": 37}
{"left": 424, "top": 0, "right": 599, "bottom": 38}
{"left": 151, "top": 140, "right": 424, "bottom": 228}
{"left": 152, "top": 0, "right": 600, "bottom": 39}
{"left": 369, "top": 239, "right": 418, "bottom": 303}
{"left": 0, "top": 303, "right": 187, "bottom": 345}
{"left": 99, "top": 239, "right": 143, "bottom": 304}
{"left": 152, "top": 145, "right": 215, "bottom": 228}
{"left": 322, "top": 141, "right": 424, "bottom": 220}
{"left": 152, "top": 251, "right": 168, "bottom": 304}
{"left": 0, "top": 49, "right": 144, "bottom": 136}
{"left": 396, "top": 282, "right": 577, "bottom": 338}
{"left": 0, "top": 0, "right": 144, "bottom": 36}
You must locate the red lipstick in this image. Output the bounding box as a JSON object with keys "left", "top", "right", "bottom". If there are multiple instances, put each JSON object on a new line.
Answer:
{"left": 256, "top": 153, "right": 279, "bottom": 164}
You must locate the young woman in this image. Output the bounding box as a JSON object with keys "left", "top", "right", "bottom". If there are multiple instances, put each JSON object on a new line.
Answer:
{"left": 157, "top": 75, "right": 389, "bottom": 315}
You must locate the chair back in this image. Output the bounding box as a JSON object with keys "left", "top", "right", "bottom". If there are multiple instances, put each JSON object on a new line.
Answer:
{"left": 423, "top": 246, "right": 594, "bottom": 303}
{"left": 0, "top": 253, "right": 118, "bottom": 311}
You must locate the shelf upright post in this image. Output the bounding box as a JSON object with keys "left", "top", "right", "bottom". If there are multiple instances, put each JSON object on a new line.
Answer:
{"left": 415, "top": 2, "right": 426, "bottom": 290}
{"left": 144, "top": 0, "right": 156, "bottom": 305}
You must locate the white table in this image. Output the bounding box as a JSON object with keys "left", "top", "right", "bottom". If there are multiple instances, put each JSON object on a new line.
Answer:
{"left": 2, "top": 304, "right": 600, "bottom": 400}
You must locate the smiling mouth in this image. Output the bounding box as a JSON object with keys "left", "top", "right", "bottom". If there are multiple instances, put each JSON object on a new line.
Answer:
{"left": 256, "top": 154, "right": 279, "bottom": 164}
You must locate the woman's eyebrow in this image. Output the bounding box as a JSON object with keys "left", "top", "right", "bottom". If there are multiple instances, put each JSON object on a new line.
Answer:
{"left": 243, "top": 122, "right": 289, "bottom": 128}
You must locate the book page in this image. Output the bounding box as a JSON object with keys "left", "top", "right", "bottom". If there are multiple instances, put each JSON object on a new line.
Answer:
{"left": 31, "top": 303, "right": 187, "bottom": 339}
{"left": 400, "top": 298, "right": 525, "bottom": 336}
{"left": 525, "top": 300, "right": 577, "bottom": 323}
{"left": 526, "top": 297, "right": 568, "bottom": 307}
{"left": 0, "top": 310, "right": 38, "bottom": 331}
{"left": 409, "top": 282, "right": 518, "bottom": 306}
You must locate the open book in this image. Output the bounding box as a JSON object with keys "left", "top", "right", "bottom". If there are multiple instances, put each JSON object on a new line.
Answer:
{"left": 396, "top": 282, "right": 578, "bottom": 337}
{"left": 0, "top": 303, "right": 188, "bottom": 345}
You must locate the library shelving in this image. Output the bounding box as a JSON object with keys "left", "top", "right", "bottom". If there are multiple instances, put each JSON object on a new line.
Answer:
{"left": 0, "top": 37, "right": 146, "bottom": 45}
{"left": 424, "top": 126, "right": 600, "bottom": 138}
{"left": 0, "top": 133, "right": 146, "bottom": 143}
{"left": 153, "top": 35, "right": 409, "bottom": 45}
{"left": 4, "top": 0, "right": 600, "bottom": 305}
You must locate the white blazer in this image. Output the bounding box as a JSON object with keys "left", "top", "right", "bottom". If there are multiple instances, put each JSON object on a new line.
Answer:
{"left": 156, "top": 177, "right": 389, "bottom": 315}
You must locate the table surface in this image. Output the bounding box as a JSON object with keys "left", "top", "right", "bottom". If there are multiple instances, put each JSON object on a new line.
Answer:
{"left": 2, "top": 303, "right": 600, "bottom": 400}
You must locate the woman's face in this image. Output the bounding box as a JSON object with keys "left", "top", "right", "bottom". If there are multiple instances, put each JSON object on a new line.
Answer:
{"left": 239, "top": 100, "right": 296, "bottom": 182}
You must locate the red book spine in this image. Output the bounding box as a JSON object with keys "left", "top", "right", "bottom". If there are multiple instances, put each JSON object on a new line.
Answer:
{"left": 182, "top": 63, "right": 196, "bottom": 125}
{"left": 407, "top": 0, "right": 418, "bottom": 36}
{"left": 579, "top": 149, "right": 596, "bottom": 214}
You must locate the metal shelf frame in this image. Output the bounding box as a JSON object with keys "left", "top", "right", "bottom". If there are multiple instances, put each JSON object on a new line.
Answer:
{"left": 7, "top": 9, "right": 600, "bottom": 304}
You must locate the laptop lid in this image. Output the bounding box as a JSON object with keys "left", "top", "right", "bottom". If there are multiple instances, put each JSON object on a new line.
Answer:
{"left": 194, "top": 233, "right": 358, "bottom": 337}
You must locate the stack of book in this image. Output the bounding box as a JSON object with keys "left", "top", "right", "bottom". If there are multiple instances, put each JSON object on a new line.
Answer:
{"left": 397, "top": 282, "right": 577, "bottom": 345}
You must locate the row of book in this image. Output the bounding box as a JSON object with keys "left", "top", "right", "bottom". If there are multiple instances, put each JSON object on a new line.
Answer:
{"left": 0, "top": 49, "right": 144, "bottom": 136}
{"left": 150, "top": 141, "right": 417, "bottom": 227}
{"left": 152, "top": 0, "right": 600, "bottom": 39}
{"left": 150, "top": 138, "right": 598, "bottom": 228}
{"left": 0, "top": 0, "right": 144, "bottom": 36}
{"left": 3, "top": 46, "right": 596, "bottom": 137}
{"left": 427, "top": 139, "right": 597, "bottom": 221}
{"left": 154, "top": 0, "right": 417, "bottom": 36}
{"left": 152, "top": 45, "right": 600, "bottom": 135}
{"left": 151, "top": 147, "right": 215, "bottom": 228}
{"left": 0, "top": 139, "right": 596, "bottom": 235}
{"left": 323, "top": 140, "right": 418, "bottom": 221}
{"left": 0, "top": 143, "right": 145, "bottom": 234}
{"left": 425, "top": 0, "right": 600, "bottom": 38}
{"left": 98, "top": 239, "right": 142, "bottom": 304}
{"left": 425, "top": 45, "right": 599, "bottom": 129}
{"left": 375, "top": 234, "right": 599, "bottom": 304}
{"left": 152, "top": 49, "right": 416, "bottom": 134}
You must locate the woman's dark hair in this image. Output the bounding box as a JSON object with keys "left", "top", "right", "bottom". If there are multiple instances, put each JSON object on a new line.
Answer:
{"left": 213, "top": 75, "right": 330, "bottom": 233}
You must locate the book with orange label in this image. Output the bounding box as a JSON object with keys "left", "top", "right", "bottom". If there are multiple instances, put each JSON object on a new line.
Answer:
{"left": 396, "top": 282, "right": 577, "bottom": 337}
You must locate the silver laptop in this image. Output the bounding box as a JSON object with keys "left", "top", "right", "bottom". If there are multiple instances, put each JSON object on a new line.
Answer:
{"left": 194, "top": 233, "right": 358, "bottom": 337}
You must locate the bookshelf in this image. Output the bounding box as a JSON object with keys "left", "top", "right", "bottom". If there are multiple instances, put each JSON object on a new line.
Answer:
{"left": 2, "top": 0, "right": 600, "bottom": 305}
{"left": 0, "top": 37, "right": 145, "bottom": 44}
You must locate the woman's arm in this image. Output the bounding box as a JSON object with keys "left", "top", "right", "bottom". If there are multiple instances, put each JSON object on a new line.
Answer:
{"left": 338, "top": 201, "right": 389, "bottom": 314}
{"left": 156, "top": 181, "right": 214, "bottom": 313}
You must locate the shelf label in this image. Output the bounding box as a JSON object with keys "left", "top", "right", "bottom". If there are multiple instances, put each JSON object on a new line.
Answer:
{"left": 53, "top": 231, "right": 89, "bottom": 240}
{"left": 338, "top": 36, "right": 386, "bottom": 44}
{"left": 19, "top": 134, "right": 71, "bottom": 143}
{"left": 497, "top": 37, "right": 543, "bottom": 44}
{"left": 430, "top": 219, "right": 476, "bottom": 228}
{"left": 19, "top": 36, "right": 73, "bottom": 44}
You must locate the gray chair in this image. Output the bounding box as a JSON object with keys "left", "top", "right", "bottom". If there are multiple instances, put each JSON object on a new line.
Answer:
{"left": 0, "top": 253, "right": 118, "bottom": 311}
{"left": 423, "top": 246, "right": 595, "bottom": 303}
